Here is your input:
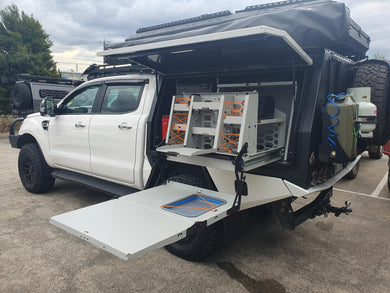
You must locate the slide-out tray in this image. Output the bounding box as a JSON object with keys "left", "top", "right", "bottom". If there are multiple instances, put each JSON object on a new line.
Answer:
{"left": 50, "top": 181, "right": 235, "bottom": 260}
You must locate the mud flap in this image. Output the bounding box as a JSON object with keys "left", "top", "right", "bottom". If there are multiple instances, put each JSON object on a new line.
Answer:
{"left": 50, "top": 181, "right": 236, "bottom": 260}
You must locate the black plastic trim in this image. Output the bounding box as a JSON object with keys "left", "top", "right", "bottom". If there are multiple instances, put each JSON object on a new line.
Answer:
{"left": 9, "top": 118, "right": 24, "bottom": 148}
{"left": 9, "top": 135, "right": 19, "bottom": 148}
{"left": 52, "top": 169, "right": 139, "bottom": 197}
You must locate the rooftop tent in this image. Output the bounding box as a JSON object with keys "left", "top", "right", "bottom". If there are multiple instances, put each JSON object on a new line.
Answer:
{"left": 99, "top": 0, "right": 369, "bottom": 73}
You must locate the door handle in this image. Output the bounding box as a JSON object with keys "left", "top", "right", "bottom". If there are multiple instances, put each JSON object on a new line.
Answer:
{"left": 75, "top": 122, "right": 86, "bottom": 128}
{"left": 118, "top": 123, "right": 132, "bottom": 130}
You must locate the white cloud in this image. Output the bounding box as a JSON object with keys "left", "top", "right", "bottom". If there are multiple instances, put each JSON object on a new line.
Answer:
{"left": 51, "top": 46, "right": 100, "bottom": 72}
{"left": 345, "top": 0, "right": 390, "bottom": 57}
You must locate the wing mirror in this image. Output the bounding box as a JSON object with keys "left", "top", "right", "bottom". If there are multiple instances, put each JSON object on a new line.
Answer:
{"left": 40, "top": 97, "right": 57, "bottom": 117}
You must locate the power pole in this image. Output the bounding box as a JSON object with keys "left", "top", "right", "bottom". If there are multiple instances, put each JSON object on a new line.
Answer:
{"left": 99, "top": 38, "right": 111, "bottom": 50}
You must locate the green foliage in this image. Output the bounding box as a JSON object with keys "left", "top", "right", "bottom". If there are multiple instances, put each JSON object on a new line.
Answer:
{"left": 373, "top": 52, "right": 387, "bottom": 61}
{"left": 0, "top": 5, "right": 58, "bottom": 114}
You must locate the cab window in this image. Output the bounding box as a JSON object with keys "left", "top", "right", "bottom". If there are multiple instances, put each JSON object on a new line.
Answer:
{"left": 61, "top": 85, "right": 100, "bottom": 114}
{"left": 101, "top": 84, "right": 143, "bottom": 114}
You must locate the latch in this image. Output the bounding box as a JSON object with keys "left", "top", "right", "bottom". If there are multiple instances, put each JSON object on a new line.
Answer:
{"left": 227, "top": 142, "right": 248, "bottom": 215}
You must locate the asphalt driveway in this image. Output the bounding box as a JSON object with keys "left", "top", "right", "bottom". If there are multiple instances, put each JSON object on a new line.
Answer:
{"left": 0, "top": 136, "right": 389, "bottom": 293}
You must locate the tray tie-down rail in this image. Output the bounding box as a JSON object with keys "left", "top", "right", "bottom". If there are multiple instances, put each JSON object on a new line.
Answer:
{"left": 227, "top": 142, "right": 249, "bottom": 215}
{"left": 271, "top": 187, "right": 352, "bottom": 230}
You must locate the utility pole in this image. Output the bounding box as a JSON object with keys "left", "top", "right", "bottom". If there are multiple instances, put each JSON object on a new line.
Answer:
{"left": 99, "top": 38, "right": 111, "bottom": 50}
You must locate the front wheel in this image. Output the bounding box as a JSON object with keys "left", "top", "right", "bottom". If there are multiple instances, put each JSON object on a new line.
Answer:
{"left": 165, "top": 173, "right": 224, "bottom": 261}
{"left": 18, "top": 143, "right": 55, "bottom": 194}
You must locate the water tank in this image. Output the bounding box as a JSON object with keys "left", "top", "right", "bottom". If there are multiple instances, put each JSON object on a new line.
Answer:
{"left": 326, "top": 94, "right": 357, "bottom": 161}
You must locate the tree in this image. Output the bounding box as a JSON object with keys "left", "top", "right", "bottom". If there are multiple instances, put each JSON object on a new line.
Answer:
{"left": 373, "top": 52, "right": 387, "bottom": 61}
{"left": 0, "top": 5, "right": 58, "bottom": 114}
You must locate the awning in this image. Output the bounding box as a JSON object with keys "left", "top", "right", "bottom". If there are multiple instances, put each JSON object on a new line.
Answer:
{"left": 98, "top": 26, "right": 313, "bottom": 74}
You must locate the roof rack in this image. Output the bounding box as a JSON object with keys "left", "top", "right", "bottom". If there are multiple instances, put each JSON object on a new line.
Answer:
{"left": 236, "top": 0, "right": 328, "bottom": 13}
{"left": 83, "top": 64, "right": 153, "bottom": 80}
{"left": 136, "top": 10, "right": 231, "bottom": 34}
{"left": 16, "top": 74, "right": 83, "bottom": 86}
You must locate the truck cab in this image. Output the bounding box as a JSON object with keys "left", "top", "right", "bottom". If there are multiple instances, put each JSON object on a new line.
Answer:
{"left": 12, "top": 74, "right": 157, "bottom": 191}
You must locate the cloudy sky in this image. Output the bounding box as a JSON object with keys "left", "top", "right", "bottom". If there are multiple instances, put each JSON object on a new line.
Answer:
{"left": 1, "top": 0, "right": 389, "bottom": 73}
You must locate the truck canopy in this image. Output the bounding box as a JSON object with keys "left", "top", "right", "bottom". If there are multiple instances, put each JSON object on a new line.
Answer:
{"left": 100, "top": 0, "right": 369, "bottom": 72}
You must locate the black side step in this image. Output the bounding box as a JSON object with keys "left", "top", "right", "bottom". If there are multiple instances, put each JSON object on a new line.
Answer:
{"left": 52, "top": 169, "right": 138, "bottom": 197}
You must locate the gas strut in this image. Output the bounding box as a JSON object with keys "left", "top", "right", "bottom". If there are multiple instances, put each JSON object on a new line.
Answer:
{"left": 228, "top": 143, "right": 248, "bottom": 215}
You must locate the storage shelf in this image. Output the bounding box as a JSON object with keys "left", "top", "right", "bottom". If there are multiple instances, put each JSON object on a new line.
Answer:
{"left": 191, "top": 127, "right": 217, "bottom": 136}
{"left": 192, "top": 102, "right": 220, "bottom": 110}
{"left": 173, "top": 104, "right": 190, "bottom": 111}
{"left": 163, "top": 92, "right": 288, "bottom": 171}
{"left": 223, "top": 116, "right": 242, "bottom": 124}
{"left": 258, "top": 117, "right": 284, "bottom": 125}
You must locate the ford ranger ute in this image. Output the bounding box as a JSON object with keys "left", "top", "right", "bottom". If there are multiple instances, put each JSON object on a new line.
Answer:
{"left": 9, "top": 0, "right": 390, "bottom": 260}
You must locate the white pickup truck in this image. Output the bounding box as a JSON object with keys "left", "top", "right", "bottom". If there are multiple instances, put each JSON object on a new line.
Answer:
{"left": 9, "top": 0, "right": 389, "bottom": 261}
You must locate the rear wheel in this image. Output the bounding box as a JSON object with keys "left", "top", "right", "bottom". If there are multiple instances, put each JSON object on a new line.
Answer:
{"left": 344, "top": 161, "right": 360, "bottom": 180}
{"left": 388, "top": 169, "right": 390, "bottom": 191}
{"left": 368, "top": 145, "right": 383, "bottom": 160}
{"left": 18, "top": 143, "right": 55, "bottom": 194}
{"left": 353, "top": 61, "right": 390, "bottom": 145}
{"left": 165, "top": 173, "right": 224, "bottom": 261}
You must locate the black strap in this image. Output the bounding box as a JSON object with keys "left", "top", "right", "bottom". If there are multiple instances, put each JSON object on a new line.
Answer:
{"left": 228, "top": 143, "right": 248, "bottom": 215}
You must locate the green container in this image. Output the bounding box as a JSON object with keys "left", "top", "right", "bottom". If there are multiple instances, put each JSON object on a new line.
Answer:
{"left": 326, "top": 95, "right": 357, "bottom": 160}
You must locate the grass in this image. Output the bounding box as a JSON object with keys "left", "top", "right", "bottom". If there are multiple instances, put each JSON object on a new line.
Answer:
{"left": 0, "top": 115, "right": 19, "bottom": 134}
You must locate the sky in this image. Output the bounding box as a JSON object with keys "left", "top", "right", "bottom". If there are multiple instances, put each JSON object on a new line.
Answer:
{"left": 1, "top": 0, "right": 389, "bottom": 73}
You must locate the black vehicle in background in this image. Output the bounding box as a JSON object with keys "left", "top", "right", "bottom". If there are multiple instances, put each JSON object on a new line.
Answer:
{"left": 4, "top": 74, "right": 83, "bottom": 117}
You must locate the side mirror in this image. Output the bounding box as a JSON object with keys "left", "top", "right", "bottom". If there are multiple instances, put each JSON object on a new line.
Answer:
{"left": 40, "top": 97, "right": 57, "bottom": 117}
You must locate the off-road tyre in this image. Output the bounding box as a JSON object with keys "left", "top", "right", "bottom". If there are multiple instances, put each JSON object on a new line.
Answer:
{"left": 165, "top": 173, "right": 224, "bottom": 261}
{"left": 368, "top": 145, "right": 383, "bottom": 160}
{"left": 18, "top": 143, "right": 55, "bottom": 194}
{"left": 388, "top": 168, "right": 390, "bottom": 191}
{"left": 353, "top": 61, "right": 390, "bottom": 145}
{"left": 11, "top": 83, "right": 32, "bottom": 110}
{"left": 344, "top": 160, "right": 360, "bottom": 180}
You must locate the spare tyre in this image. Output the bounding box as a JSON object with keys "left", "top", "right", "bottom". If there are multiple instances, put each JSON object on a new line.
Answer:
{"left": 353, "top": 60, "right": 390, "bottom": 145}
{"left": 11, "top": 83, "right": 32, "bottom": 110}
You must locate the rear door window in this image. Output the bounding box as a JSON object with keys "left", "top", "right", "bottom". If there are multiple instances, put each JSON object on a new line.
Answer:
{"left": 101, "top": 84, "right": 143, "bottom": 114}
